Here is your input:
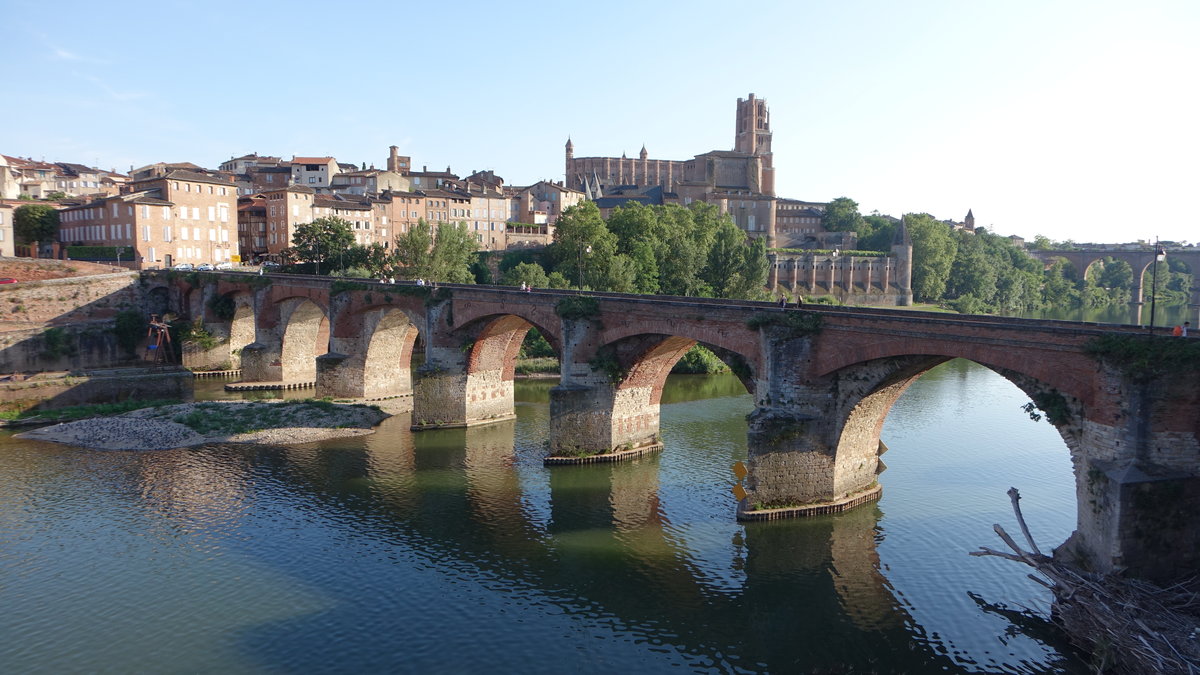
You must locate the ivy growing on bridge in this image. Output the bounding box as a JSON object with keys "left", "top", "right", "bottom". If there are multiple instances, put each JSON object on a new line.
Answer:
{"left": 208, "top": 294, "right": 236, "bottom": 321}
{"left": 556, "top": 296, "right": 600, "bottom": 321}
{"left": 1084, "top": 334, "right": 1200, "bottom": 381}
{"left": 1021, "top": 390, "right": 1072, "bottom": 426}
{"left": 745, "top": 311, "right": 823, "bottom": 338}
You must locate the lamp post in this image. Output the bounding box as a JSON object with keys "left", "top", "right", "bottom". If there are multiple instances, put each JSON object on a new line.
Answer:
{"left": 578, "top": 244, "right": 591, "bottom": 290}
{"left": 1149, "top": 239, "right": 1166, "bottom": 333}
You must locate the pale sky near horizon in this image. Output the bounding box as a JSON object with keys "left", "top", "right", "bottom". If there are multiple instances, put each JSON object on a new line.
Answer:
{"left": 5, "top": 0, "right": 1197, "bottom": 245}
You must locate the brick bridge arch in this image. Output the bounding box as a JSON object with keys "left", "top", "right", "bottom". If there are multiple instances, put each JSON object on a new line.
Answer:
{"left": 409, "top": 295, "right": 563, "bottom": 430}
{"left": 159, "top": 273, "right": 1200, "bottom": 582}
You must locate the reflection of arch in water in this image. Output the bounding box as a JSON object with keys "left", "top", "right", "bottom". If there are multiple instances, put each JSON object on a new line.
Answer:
{"left": 246, "top": 434, "right": 962, "bottom": 673}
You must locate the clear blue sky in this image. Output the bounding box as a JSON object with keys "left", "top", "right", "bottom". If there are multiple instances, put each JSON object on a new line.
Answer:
{"left": 6, "top": 0, "right": 1197, "bottom": 245}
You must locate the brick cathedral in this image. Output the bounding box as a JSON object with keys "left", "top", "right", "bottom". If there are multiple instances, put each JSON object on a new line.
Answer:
{"left": 566, "top": 94, "right": 806, "bottom": 249}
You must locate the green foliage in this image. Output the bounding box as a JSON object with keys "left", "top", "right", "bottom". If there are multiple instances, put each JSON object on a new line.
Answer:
{"left": 66, "top": 245, "right": 135, "bottom": 261}
{"left": 113, "top": 310, "right": 146, "bottom": 355}
{"left": 770, "top": 248, "right": 888, "bottom": 257}
{"left": 330, "top": 279, "right": 374, "bottom": 296}
{"left": 207, "top": 294, "right": 236, "bottom": 320}
{"left": 746, "top": 311, "right": 823, "bottom": 338}
{"left": 179, "top": 318, "right": 220, "bottom": 350}
{"left": 514, "top": 357, "right": 559, "bottom": 375}
{"left": 519, "top": 328, "right": 555, "bottom": 359}
{"left": 555, "top": 295, "right": 600, "bottom": 321}
{"left": 821, "top": 197, "right": 865, "bottom": 232}
{"left": 470, "top": 253, "right": 494, "bottom": 284}
{"left": 6, "top": 399, "right": 180, "bottom": 424}
{"left": 291, "top": 217, "right": 356, "bottom": 269}
{"left": 905, "top": 213, "right": 958, "bottom": 303}
{"left": 393, "top": 218, "right": 479, "bottom": 283}
{"left": 1021, "top": 390, "right": 1072, "bottom": 426}
{"left": 1084, "top": 334, "right": 1200, "bottom": 381}
{"left": 332, "top": 266, "right": 373, "bottom": 279}
{"left": 44, "top": 191, "right": 68, "bottom": 201}
{"left": 14, "top": 204, "right": 60, "bottom": 244}
{"left": 503, "top": 262, "right": 550, "bottom": 288}
{"left": 588, "top": 346, "right": 627, "bottom": 384}
{"left": 671, "top": 345, "right": 729, "bottom": 374}
{"left": 40, "top": 327, "right": 77, "bottom": 360}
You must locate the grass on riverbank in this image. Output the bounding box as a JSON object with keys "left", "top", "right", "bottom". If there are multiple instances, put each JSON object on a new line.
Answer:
{"left": 0, "top": 399, "right": 182, "bottom": 426}
{"left": 515, "top": 357, "right": 559, "bottom": 375}
{"left": 155, "top": 399, "right": 381, "bottom": 436}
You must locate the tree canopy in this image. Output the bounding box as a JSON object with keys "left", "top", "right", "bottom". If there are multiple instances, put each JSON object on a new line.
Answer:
{"left": 14, "top": 204, "right": 60, "bottom": 245}
{"left": 820, "top": 197, "right": 865, "bottom": 233}
{"left": 291, "top": 217, "right": 355, "bottom": 270}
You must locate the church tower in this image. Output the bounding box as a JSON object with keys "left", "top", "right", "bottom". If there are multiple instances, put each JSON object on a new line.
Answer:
{"left": 734, "top": 93, "right": 775, "bottom": 196}
{"left": 964, "top": 209, "right": 975, "bottom": 231}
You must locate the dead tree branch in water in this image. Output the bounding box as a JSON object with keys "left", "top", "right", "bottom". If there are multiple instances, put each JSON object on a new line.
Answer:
{"left": 972, "top": 487, "right": 1200, "bottom": 675}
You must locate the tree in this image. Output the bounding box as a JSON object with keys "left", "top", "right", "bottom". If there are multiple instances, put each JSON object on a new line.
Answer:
{"left": 291, "top": 217, "right": 354, "bottom": 271}
{"left": 14, "top": 204, "right": 60, "bottom": 245}
{"left": 430, "top": 222, "right": 479, "bottom": 283}
{"left": 904, "top": 213, "right": 957, "bottom": 302}
{"left": 702, "top": 220, "right": 769, "bottom": 300}
{"left": 394, "top": 218, "right": 436, "bottom": 279}
{"left": 821, "top": 197, "right": 865, "bottom": 233}
{"left": 858, "top": 214, "right": 897, "bottom": 252}
{"left": 502, "top": 262, "right": 550, "bottom": 288}
{"left": 393, "top": 219, "right": 478, "bottom": 282}
{"left": 549, "top": 202, "right": 618, "bottom": 290}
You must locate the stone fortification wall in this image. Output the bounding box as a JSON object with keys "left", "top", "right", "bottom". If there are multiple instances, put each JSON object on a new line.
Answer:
{"left": 0, "top": 271, "right": 142, "bottom": 327}
{"left": 0, "top": 368, "right": 191, "bottom": 414}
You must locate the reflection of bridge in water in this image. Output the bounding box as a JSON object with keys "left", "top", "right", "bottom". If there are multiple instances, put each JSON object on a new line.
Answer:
{"left": 134, "top": 420, "right": 978, "bottom": 672}
{"left": 153, "top": 272, "right": 1200, "bottom": 582}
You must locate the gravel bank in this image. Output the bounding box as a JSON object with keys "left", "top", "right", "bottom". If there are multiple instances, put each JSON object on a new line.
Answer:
{"left": 15, "top": 400, "right": 389, "bottom": 450}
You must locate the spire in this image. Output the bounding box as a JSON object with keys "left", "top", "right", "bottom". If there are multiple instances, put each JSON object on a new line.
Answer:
{"left": 592, "top": 171, "right": 603, "bottom": 198}
{"left": 892, "top": 218, "right": 911, "bottom": 247}
{"left": 639, "top": 145, "right": 648, "bottom": 160}
{"left": 583, "top": 176, "right": 593, "bottom": 200}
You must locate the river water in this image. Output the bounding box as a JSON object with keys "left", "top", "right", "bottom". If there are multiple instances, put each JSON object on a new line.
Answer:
{"left": 0, "top": 361, "right": 1089, "bottom": 673}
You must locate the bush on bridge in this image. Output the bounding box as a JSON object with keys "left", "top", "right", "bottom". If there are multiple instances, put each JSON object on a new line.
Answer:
{"left": 745, "top": 311, "right": 823, "bottom": 338}
{"left": 1085, "top": 334, "right": 1200, "bottom": 381}
{"left": 556, "top": 296, "right": 600, "bottom": 321}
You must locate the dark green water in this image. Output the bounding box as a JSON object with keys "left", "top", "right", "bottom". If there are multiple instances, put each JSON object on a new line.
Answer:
{"left": 0, "top": 361, "right": 1088, "bottom": 673}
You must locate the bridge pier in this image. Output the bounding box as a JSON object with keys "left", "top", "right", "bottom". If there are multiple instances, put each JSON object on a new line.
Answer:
{"left": 411, "top": 351, "right": 516, "bottom": 429}
{"left": 549, "top": 377, "right": 663, "bottom": 457}
{"left": 239, "top": 341, "right": 283, "bottom": 382}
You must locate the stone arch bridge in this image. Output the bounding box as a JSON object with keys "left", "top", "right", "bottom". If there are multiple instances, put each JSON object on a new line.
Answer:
{"left": 152, "top": 271, "right": 1200, "bottom": 582}
{"left": 1032, "top": 247, "right": 1200, "bottom": 314}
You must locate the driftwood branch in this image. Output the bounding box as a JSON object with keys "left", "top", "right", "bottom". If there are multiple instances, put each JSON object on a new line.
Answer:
{"left": 974, "top": 488, "right": 1200, "bottom": 675}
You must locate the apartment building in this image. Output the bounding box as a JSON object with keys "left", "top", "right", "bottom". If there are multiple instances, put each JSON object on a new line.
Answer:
{"left": 0, "top": 201, "right": 16, "bottom": 257}
{"left": 59, "top": 170, "right": 238, "bottom": 268}
{"left": 313, "top": 194, "right": 379, "bottom": 247}
{"left": 290, "top": 156, "right": 339, "bottom": 188}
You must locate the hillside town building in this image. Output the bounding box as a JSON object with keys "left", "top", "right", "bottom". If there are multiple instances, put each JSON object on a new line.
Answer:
{"left": 59, "top": 170, "right": 237, "bottom": 268}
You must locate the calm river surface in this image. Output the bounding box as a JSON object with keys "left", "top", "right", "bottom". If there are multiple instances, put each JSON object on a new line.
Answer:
{"left": 0, "top": 361, "right": 1090, "bottom": 673}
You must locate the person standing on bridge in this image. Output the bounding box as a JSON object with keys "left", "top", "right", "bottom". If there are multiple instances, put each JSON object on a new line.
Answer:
{"left": 1173, "top": 321, "right": 1190, "bottom": 337}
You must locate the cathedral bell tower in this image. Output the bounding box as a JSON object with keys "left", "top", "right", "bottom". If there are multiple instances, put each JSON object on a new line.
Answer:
{"left": 734, "top": 93, "right": 775, "bottom": 196}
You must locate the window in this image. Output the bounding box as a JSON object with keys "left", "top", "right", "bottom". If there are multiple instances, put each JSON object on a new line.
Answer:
{"left": 141, "top": 225, "right": 150, "bottom": 241}
{"left": 163, "top": 206, "right": 171, "bottom": 219}
{"left": 193, "top": 227, "right": 200, "bottom": 240}
{"left": 219, "top": 187, "right": 226, "bottom": 196}
{"left": 181, "top": 227, "right": 189, "bottom": 241}
{"left": 141, "top": 205, "right": 149, "bottom": 219}
{"left": 207, "top": 206, "right": 215, "bottom": 221}
{"left": 164, "top": 226, "right": 171, "bottom": 241}
{"left": 192, "top": 207, "right": 199, "bottom": 220}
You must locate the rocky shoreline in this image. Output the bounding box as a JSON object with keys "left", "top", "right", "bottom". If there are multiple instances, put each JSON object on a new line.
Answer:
{"left": 15, "top": 400, "right": 389, "bottom": 450}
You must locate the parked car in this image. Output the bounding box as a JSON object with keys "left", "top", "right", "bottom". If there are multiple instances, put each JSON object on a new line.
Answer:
{"left": 261, "top": 261, "right": 280, "bottom": 269}
{"left": 196, "top": 263, "right": 214, "bottom": 271}
{"left": 0, "top": 278, "right": 16, "bottom": 284}
{"left": 215, "top": 262, "right": 234, "bottom": 270}
{"left": 172, "top": 263, "right": 194, "bottom": 271}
